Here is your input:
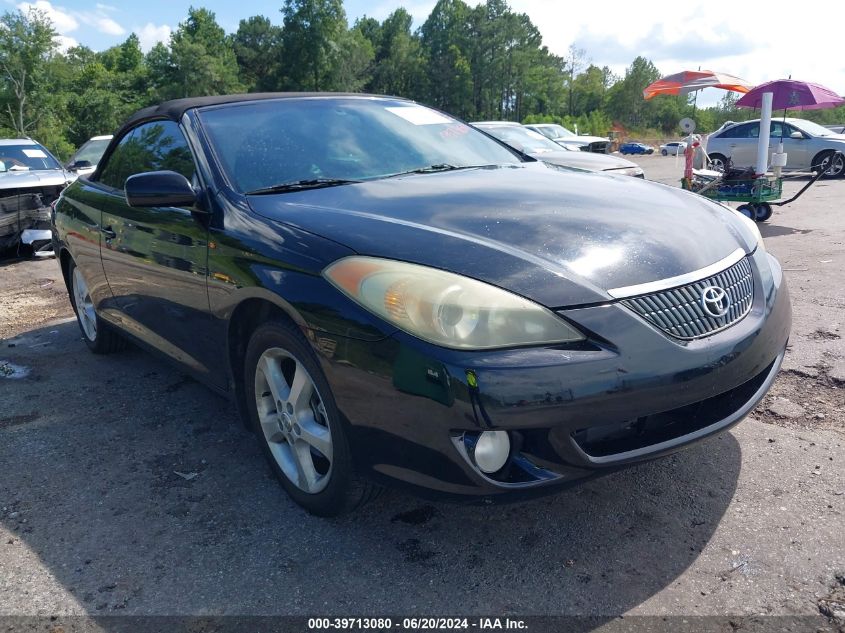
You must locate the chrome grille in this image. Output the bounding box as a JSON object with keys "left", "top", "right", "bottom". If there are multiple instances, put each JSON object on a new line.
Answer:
{"left": 622, "top": 257, "right": 753, "bottom": 340}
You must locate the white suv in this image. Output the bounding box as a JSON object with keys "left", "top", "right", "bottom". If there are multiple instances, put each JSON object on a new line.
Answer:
{"left": 707, "top": 118, "right": 845, "bottom": 177}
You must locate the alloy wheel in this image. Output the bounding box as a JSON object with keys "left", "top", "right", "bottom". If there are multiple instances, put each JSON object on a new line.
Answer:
{"left": 254, "top": 347, "right": 333, "bottom": 494}
{"left": 72, "top": 267, "right": 97, "bottom": 341}
{"left": 820, "top": 153, "right": 845, "bottom": 177}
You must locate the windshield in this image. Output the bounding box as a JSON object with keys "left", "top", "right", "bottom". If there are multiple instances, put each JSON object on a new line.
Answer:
{"left": 793, "top": 119, "right": 835, "bottom": 137}
{"left": 70, "top": 138, "right": 112, "bottom": 166}
{"left": 0, "top": 143, "right": 61, "bottom": 172}
{"left": 197, "top": 97, "right": 522, "bottom": 193}
{"left": 534, "top": 124, "right": 576, "bottom": 140}
{"left": 477, "top": 125, "right": 562, "bottom": 154}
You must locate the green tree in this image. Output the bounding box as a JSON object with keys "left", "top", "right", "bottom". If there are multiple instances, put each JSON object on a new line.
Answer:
{"left": 361, "top": 9, "right": 425, "bottom": 99}
{"left": 420, "top": 0, "right": 474, "bottom": 117}
{"left": 279, "top": 0, "right": 348, "bottom": 91}
{"left": 0, "top": 8, "right": 57, "bottom": 136}
{"left": 165, "top": 7, "right": 242, "bottom": 99}
{"left": 606, "top": 56, "right": 661, "bottom": 128}
{"left": 232, "top": 15, "right": 283, "bottom": 91}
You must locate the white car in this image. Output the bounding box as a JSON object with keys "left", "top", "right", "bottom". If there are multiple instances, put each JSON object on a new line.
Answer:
{"left": 473, "top": 122, "right": 644, "bottom": 177}
{"left": 524, "top": 123, "right": 611, "bottom": 153}
{"left": 706, "top": 118, "right": 845, "bottom": 177}
{"left": 65, "top": 134, "right": 113, "bottom": 176}
{"left": 660, "top": 141, "right": 687, "bottom": 156}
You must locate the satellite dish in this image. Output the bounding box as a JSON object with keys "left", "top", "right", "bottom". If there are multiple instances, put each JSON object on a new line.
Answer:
{"left": 680, "top": 117, "right": 696, "bottom": 133}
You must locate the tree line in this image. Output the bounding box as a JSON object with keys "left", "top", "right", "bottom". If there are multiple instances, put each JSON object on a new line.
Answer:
{"left": 1, "top": 0, "right": 842, "bottom": 160}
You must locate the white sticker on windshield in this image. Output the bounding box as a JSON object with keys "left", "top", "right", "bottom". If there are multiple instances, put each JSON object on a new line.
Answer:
{"left": 22, "top": 149, "right": 47, "bottom": 158}
{"left": 385, "top": 106, "right": 452, "bottom": 126}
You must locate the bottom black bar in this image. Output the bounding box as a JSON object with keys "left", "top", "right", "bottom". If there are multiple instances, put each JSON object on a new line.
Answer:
{"left": 0, "top": 615, "right": 837, "bottom": 633}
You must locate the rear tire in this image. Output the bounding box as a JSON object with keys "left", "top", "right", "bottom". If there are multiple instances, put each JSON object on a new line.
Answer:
{"left": 709, "top": 153, "right": 728, "bottom": 172}
{"left": 67, "top": 258, "right": 127, "bottom": 354}
{"left": 813, "top": 150, "right": 845, "bottom": 179}
{"left": 737, "top": 204, "right": 755, "bottom": 220}
{"left": 243, "top": 320, "right": 381, "bottom": 516}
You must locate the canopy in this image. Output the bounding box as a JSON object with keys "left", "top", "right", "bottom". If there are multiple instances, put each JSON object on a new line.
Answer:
{"left": 643, "top": 70, "right": 753, "bottom": 100}
{"left": 736, "top": 79, "right": 844, "bottom": 111}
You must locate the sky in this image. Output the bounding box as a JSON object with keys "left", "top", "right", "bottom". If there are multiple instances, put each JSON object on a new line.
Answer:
{"left": 10, "top": 0, "right": 845, "bottom": 108}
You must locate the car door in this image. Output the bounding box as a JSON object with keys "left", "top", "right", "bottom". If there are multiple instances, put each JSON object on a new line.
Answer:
{"left": 774, "top": 122, "right": 809, "bottom": 169}
{"left": 94, "top": 120, "right": 223, "bottom": 387}
{"left": 719, "top": 122, "right": 758, "bottom": 167}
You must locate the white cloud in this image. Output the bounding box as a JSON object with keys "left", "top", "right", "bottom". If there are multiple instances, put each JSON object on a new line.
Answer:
{"left": 135, "top": 22, "right": 171, "bottom": 52}
{"left": 17, "top": 0, "right": 78, "bottom": 33}
{"left": 54, "top": 33, "right": 77, "bottom": 53}
{"left": 95, "top": 3, "right": 117, "bottom": 11}
{"left": 17, "top": 0, "right": 126, "bottom": 41}
{"left": 94, "top": 16, "right": 124, "bottom": 35}
{"left": 498, "top": 0, "right": 844, "bottom": 103}
{"left": 364, "top": 0, "right": 843, "bottom": 106}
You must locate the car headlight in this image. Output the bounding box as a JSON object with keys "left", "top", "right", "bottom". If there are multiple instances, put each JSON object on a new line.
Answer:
{"left": 611, "top": 167, "right": 644, "bottom": 177}
{"left": 732, "top": 208, "right": 766, "bottom": 254}
{"left": 324, "top": 257, "right": 584, "bottom": 349}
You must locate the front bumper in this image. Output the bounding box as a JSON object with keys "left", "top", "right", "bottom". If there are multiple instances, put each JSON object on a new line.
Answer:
{"left": 318, "top": 249, "right": 791, "bottom": 500}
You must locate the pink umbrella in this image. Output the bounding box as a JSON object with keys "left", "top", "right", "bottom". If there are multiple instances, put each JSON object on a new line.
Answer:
{"left": 736, "top": 79, "right": 844, "bottom": 111}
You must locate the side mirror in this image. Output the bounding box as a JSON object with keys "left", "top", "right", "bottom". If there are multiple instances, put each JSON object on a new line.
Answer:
{"left": 67, "top": 159, "right": 92, "bottom": 171}
{"left": 789, "top": 131, "right": 804, "bottom": 140}
{"left": 125, "top": 171, "right": 197, "bottom": 208}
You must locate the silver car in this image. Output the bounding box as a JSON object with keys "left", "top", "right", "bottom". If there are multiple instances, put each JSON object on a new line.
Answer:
{"left": 0, "top": 138, "right": 73, "bottom": 253}
{"left": 473, "top": 122, "right": 644, "bottom": 177}
{"left": 525, "top": 123, "right": 611, "bottom": 153}
{"left": 707, "top": 118, "right": 845, "bottom": 177}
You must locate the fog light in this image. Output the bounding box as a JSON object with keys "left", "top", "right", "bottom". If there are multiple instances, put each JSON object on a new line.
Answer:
{"left": 472, "top": 430, "right": 510, "bottom": 473}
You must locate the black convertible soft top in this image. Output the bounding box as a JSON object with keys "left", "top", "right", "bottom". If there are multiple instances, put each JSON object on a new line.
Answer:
{"left": 115, "top": 92, "right": 397, "bottom": 138}
{"left": 94, "top": 92, "right": 403, "bottom": 182}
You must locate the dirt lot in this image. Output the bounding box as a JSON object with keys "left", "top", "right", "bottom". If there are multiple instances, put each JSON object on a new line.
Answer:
{"left": 1, "top": 158, "right": 843, "bottom": 630}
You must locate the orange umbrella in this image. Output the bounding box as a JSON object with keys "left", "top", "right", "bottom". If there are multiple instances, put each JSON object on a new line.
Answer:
{"left": 643, "top": 70, "right": 753, "bottom": 100}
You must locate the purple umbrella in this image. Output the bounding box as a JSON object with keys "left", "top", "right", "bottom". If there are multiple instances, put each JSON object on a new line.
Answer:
{"left": 736, "top": 79, "right": 844, "bottom": 111}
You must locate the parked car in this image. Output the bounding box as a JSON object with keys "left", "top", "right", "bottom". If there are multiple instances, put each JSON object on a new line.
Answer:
{"left": 660, "top": 141, "right": 687, "bottom": 156}
{"left": 706, "top": 117, "right": 845, "bottom": 177}
{"left": 65, "top": 135, "right": 113, "bottom": 177}
{"left": 619, "top": 141, "right": 655, "bottom": 155}
{"left": 524, "top": 123, "right": 610, "bottom": 153}
{"left": 53, "top": 94, "right": 790, "bottom": 516}
{"left": 1, "top": 138, "right": 72, "bottom": 253}
{"left": 473, "top": 122, "right": 644, "bottom": 177}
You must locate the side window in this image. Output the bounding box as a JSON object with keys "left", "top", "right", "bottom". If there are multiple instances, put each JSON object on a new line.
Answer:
{"left": 96, "top": 120, "right": 195, "bottom": 190}
{"left": 783, "top": 124, "right": 802, "bottom": 139}
{"left": 97, "top": 131, "right": 136, "bottom": 189}
{"left": 770, "top": 121, "right": 785, "bottom": 138}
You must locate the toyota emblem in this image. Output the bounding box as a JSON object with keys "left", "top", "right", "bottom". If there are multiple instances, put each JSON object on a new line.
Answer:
{"left": 700, "top": 286, "right": 730, "bottom": 318}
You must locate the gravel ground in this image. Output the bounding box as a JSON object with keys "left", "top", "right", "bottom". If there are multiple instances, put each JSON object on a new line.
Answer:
{"left": 0, "top": 158, "right": 843, "bottom": 630}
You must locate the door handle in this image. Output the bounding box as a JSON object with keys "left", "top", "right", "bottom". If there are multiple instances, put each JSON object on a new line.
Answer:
{"left": 100, "top": 226, "right": 116, "bottom": 239}
{"left": 729, "top": 144, "right": 737, "bottom": 148}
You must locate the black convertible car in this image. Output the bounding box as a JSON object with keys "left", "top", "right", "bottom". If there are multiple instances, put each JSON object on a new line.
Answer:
{"left": 52, "top": 94, "right": 791, "bottom": 516}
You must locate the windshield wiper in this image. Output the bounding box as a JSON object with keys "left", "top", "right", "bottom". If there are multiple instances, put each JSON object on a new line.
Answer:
{"left": 246, "top": 178, "right": 360, "bottom": 195}
{"left": 384, "top": 164, "right": 500, "bottom": 178}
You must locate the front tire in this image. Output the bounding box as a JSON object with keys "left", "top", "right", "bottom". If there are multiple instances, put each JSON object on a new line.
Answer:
{"left": 67, "top": 259, "right": 126, "bottom": 354}
{"left": 755, "top": 202, "right": 773, "bottom": 222}
{"left": 244, "top": 320, "right": 380, "bottom": 516}
{"left": 661, "top": 149, "right": 668, "bottom": 156}
{"left": 813, "top": 150, "right": 845, "bottom": 179}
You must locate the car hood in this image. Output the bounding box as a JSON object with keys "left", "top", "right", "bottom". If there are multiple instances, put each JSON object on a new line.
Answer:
{"left": 531, "top": 150, "right": 638, "bottom": 172}
{"left": 0, "top": 169, "right": 72, "bottom": 190}
{"left": 247, "top": 164, "right": 754, "bottom": 307}
{"left": 554, "top": 135, "right": 608, "bottom": 145}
